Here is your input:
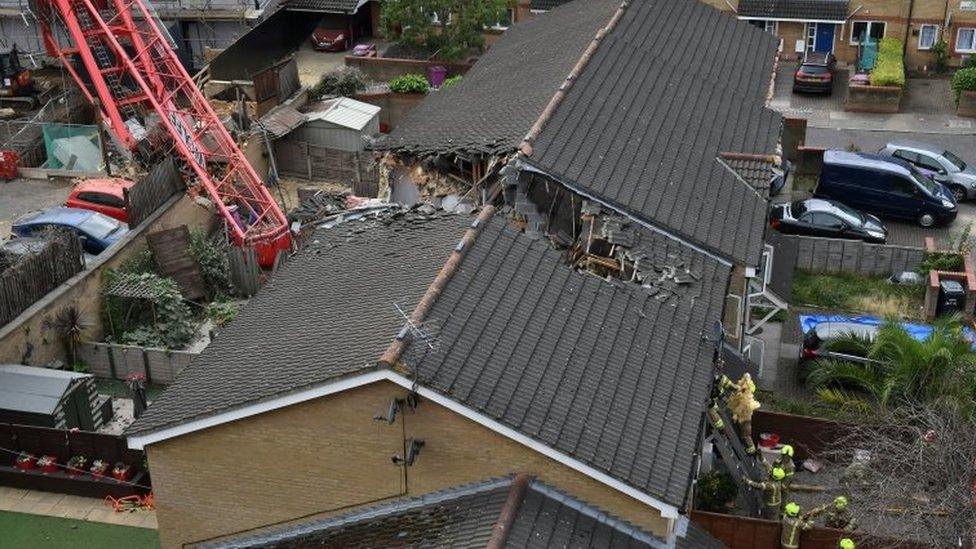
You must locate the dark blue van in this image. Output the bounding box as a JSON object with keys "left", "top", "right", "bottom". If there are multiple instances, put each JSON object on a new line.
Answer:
{"left": 815, "top": 151, "right": 957, "bottom": 227}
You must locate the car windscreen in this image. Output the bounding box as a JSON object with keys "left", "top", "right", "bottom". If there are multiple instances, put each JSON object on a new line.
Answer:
{"left": 907, "top": 164, "right": 940, "bottom": 195}
{"left": 78, "top": 213, "right": 121, "bottom": 239}
{"left": 943, "top": 149, "right": 966, "bottom": 171}
{"left": 800, "top": 64, "right": 829, "bottom": 74}
{"left": 829, "top": 202, "right": 866, "bottom": 225}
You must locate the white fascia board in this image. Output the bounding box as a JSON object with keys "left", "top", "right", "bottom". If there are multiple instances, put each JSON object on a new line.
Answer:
{"left": 737, "top": 16, "right": 844, "bottom": 23}
{"left": 127, "top": 370, "right": 681, "bottom": 521}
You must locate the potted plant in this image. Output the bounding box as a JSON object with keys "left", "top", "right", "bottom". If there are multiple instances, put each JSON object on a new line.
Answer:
{"left": 111, "top": 461, "right": 131, "bottom": 482}
{"left": 67, "top": 455, "right": 87, "bottom": 476}
{"left": 89, "top": 459, "right": 109, "bottom": 478}
{"left": 37, "top": 455, "right": 58, "bottom": 474}
{"left": 14, "top": 452, "right": 35, "bottom": 471}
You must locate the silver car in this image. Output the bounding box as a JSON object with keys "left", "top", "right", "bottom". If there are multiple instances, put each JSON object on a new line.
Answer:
{"left": 879, "top": 141, "right": 976, "bottom": 202}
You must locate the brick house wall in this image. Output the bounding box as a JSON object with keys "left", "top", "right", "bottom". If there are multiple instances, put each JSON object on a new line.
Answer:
{"left": 146, "top": 380, "right": 669, "bottom": 547}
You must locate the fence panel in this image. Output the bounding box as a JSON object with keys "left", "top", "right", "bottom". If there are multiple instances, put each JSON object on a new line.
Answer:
{"left": 772, "top": 235, "right": 925, "bottom": 277}
{"left": 126, "top": 158, "right": 184, "bottom": 227}
{"left": 0, "top": 230, "right": 84, "bottom": 329}
{"left": 274, "top": 140, "right": 379, "bottom": 196}
{"left": 146, "top": 225, "right": 207, "bottom": 300}
{"left": 78, "top": 342, "right": 198, "bottom": 384}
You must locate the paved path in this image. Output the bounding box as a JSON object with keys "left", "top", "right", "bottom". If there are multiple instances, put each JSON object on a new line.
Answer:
{"left": 0, "top": 486, "right": 156, "bottom": 530}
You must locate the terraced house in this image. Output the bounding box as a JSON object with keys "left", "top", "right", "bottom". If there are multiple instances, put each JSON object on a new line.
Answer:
{"left": 706, "top": 0, "right": 976, "bottom": 70}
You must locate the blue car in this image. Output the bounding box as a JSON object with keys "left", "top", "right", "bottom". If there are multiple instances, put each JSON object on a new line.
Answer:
{"left": 11, "top": 207, "right": 128, "bottom": 255}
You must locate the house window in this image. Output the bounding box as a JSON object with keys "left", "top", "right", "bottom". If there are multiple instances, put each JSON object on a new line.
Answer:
{"left": 748, "top": 19, "right": 778, "bottom": 35}
{"left": 919, "top": 24, "right": 938, "bottom": 50}
{"left": 850, "top": 21, "right": 886, "bottom": 44}
{"left": 957, "top": 28, "right": 976, "bottom": 53}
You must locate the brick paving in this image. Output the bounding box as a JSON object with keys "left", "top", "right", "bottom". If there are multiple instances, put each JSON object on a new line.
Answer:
{"left": 0, "top": 486, "right": 156, "bottom": 529}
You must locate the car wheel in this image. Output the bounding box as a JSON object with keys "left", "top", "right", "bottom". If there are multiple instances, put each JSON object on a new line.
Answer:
{"left": 918, "top": 213, "right": 936, "bottom": 227}
{"left": 951, "top": 185, "right": 967, "bottom": 203}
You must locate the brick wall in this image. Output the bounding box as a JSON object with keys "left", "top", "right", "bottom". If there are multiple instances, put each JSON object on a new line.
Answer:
{"left": 147, "top": 380, "right": 668, "bottom": 547}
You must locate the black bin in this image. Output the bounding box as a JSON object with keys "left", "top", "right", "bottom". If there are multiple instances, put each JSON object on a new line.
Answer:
{"left": 937, "top": 279, "right": 966, "bottom": 317}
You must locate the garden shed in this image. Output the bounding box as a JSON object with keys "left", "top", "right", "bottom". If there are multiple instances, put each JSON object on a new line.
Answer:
{"left": 0, "top": 365, "right": 112, "bottom": 431}
{"left": 289, "top": 97, "right": 381, "bottom": 152}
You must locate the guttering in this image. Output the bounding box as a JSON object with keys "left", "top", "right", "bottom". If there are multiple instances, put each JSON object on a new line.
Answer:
{"left": 125, "top": 369, "right": 682, "bottom": 522}
{"left": 736, "top": 15, "right": 846, "bottom": 23}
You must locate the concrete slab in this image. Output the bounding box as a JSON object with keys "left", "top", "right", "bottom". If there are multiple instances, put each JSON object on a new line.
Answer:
{"left": 0, "top": 488, "right": 155, "bottom": 529}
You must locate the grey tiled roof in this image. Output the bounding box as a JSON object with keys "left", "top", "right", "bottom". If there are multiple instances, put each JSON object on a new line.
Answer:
{"left": 738, "top": 0, "right": 849, "bottom": 21}
{"left": 528, "top": 0, "right": 781, "bottom": 266}
{"left": 282, "top": 0, "right": 359, "bottom": 13}
{"left": 404, "top": 216, "right": 731, "bottom": 507}
{"left": 127, "top": 210, "right": 472, "bottom": 435}
{"left": 204, "top": 476, "right": 722, "bottom": 548}
{"left": 530, "top": 0, "right": 575, "bottom": 10}
{"left": 374, "top": 0, "right": 620, "bottom": 156}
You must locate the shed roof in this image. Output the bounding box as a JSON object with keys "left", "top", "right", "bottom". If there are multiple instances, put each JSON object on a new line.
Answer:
{"left": 202, "top": 476, "right": 726, "bottom": 548}
{"left": 305, "top": 97, "right": 381, "bottom": 131}
{"left": 281, "top": 0, "right": 363, "bottom": 14}
{"left": 256, "top": 104, "right": 307, "bottom": 139}
{"left": 0, "top": 364, "right": 86, "bottom": 416}
{"left": 737, "top": 0, "right": 849, "bottom": 22}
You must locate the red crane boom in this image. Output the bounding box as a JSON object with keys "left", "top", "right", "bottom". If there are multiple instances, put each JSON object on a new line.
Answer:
{"left": 36, "top": 0, "right": 291, "bottom": 266}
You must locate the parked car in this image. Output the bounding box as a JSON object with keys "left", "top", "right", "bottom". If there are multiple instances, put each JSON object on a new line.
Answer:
{"left": 878, "top": 141, "right": 976, "bottom": 202}
{"left": 351, "top": 43, "right": 377, "bottom": 57}
{"left": 769, "top": 198, "right": 887, "bottom": 243}
{"left": 792, "top": 52, "right": 836, "bottom": 95}
{"left": 814, "top": 150, "right": 957, "bottom": 227}
{"left": 310, "top": 28, "right": 349, "bottom": 52}
{"left": 801, "top": 320, "right": 878, "bottom": 364}
{"left": 65, "top": 178, "right": 134, "bottom": 223}
{"left": 11, "top": 207, "right": 128, "bottom": 254}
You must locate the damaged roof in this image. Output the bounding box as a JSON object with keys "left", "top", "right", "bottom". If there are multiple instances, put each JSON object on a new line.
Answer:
{"left": 403, "top": 215, "right": 731, "bottom": 507}
{"left": 374, "top": 0, "right": 620, "bottom": 157}
{"left": 127, "top": 209, "right": 472, "bottom": 435}
{"left": 203, "top": 476, "right": 726, "bottom": 548}
{"left": 525, "top": 0, "right": 781, "bottom": 266}
{"left": 737, "top": 0, "right": 850, "bottom": 22}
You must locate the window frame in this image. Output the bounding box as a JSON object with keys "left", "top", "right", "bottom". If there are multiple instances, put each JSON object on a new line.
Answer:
{"left": 850, "top": 21, "right": 886, "bottom": 45}
{"left": 918, "top": 24, "right": 939, "bottom": 50}
{"left": 957, "top": 27, "right": 976, "bottom": 53}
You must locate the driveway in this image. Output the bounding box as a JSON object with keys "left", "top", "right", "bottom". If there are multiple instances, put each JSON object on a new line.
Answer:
{"left": 0, "top": 178, "right": 73, "bottom": 238}
{"left": 293, "top": 42, "right": 346, "bottom": 88}
{"left": 769, "top": 61, "right": 848, "bottom": 117}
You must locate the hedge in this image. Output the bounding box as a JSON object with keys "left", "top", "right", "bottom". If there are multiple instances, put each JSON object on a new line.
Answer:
{"left": 951, "top": 67, "right": 976, "bottom": 102}
{"left": 869, "top": 38, "right": 905, "bottom": 88}
{"left": 388, "top": 74, "right": 430, "bottom": 94}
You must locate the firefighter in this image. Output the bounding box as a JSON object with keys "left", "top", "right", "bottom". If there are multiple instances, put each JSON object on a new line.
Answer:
{"left": 745, "top": 467, "right": 787, "bottom": 518}
{"left": 707, "top": 374, "right": 736, "bottom": 430}
{"left": 780, "top": 502, "right": 816, "bottom": 549}
{"left": 825, "top": 496, "right": 857, "bottom": 531}
{"left": 839, "top": 538, "right": 855, "bottom": 549}
{"left": 728, "top": 373, "right": 760, "bottom": 453}
{"left": 769, "top": 443, "right": 797, "bottom": 484}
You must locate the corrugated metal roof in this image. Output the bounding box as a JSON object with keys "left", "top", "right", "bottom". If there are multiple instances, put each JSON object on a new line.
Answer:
{"left": 257, "top": 104, "right": 308, "bottom": 139}
{"left": 306, "top": 97, "right": 381, "bottom": 131}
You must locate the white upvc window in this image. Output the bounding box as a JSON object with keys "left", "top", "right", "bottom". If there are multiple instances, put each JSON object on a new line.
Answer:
{"left": 918, "top": 24, "right": 939, "bottom": 50}
{"left": 957, "top": 28, "right": 976, "bottom": 53}
{"left": 850, "top": 21, "right": 886, "bottom": 44}
{"left": 747, "top": 19, "right": 778, "bottom": 34}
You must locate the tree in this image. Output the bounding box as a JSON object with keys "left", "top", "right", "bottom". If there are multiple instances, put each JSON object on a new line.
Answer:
{"left": 381, "top": 0, "right": 507, "bottom": 60}
{"left": 822, "top": 404, "right": 976, "bottom": 547}
{"left": 807, "top": 317, "right": 976, "bottom": 418}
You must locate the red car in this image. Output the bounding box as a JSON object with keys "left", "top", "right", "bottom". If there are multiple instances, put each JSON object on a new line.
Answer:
{"left": 310, "top": 28, "right": 349, "bottom": 52}
{"left": 65, "top": 178, "right": 134, "bottom": 223}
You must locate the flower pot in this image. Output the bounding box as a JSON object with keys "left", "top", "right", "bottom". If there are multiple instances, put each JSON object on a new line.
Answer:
{"left": 15, "top": 456, "right": 35, "bottom": 471}
{"left": 111, "top": 467, "right": 131, "bottom": 482}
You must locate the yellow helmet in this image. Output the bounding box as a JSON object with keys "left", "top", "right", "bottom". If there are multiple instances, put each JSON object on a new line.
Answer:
{"left": 784, "top": 502, "right": 800, "bottom": 517}
{"left": 771, "top": 467, "right": 786, "bottom": 480}
{"left": 781, "top": 444, "right": 794, "bottom": 457}
{"left": 834, "top": 495, "right": 848, "bottom": 509}
{"left": 839, "top": 538, "right": 855, "bottom": 549}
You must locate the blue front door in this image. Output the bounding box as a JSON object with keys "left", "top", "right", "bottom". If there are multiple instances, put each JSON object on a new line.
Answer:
{"left": 815, "top": 24, "right": 835, "bottom": 52}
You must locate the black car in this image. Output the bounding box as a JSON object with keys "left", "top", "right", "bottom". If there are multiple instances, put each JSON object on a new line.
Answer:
{"left": 792, "top": 52, "right": 836, "bottom": 94}
{"left": 769, "top": 198, "right": 887, "bottom": 243}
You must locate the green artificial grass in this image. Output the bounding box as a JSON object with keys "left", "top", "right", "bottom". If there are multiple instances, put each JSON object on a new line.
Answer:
{"left": 0, "top": 511, "right": 158, "bottom": 549}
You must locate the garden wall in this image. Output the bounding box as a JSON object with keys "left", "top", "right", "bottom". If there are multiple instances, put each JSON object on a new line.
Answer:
{"left": 351, "top": 91, "right": 426, "bottom": 131}
{"left": 773, "top": 234, "right": 924, "bottom": 276}
{"left": 0, "top": 195, "right": 214, "bottom": 367}
{"left": 77, "top": 342, "right": 199, "bottom": 385}
{"left": 844, "top": 84, "right": 902, "bottom": 113}
{"left": 957, "top": 90, "right": 976, "bottom": 118}
{"left": 344, "top": 56, "right": 472, "bottom": 82}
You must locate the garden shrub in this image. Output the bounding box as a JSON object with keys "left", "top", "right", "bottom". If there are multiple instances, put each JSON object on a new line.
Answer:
{"left": 103, "top": 271, "right": 196, "bottom": 349}
{"left": 187, "top": 229, "right": 231, "bottom": 298}
{"left": 442, "top": 75, "right": 462, "bottom": 89}
{"left": 696, "top": 470, "right": 737, "bottom": 512}
{"left": 870, "top": 37, "right": 905, "bottom": 87}
{"left": 952, "top": 67, "right": 976, "bottom": 102}
{"left": 388, "top": 74, "right": 430, "bottom": 94}
{"left": 310, "top": 67, "right": 367, "bottom": 100}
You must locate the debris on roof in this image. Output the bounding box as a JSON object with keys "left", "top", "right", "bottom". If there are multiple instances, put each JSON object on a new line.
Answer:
{"left": 255, "top": 104, "right": 306, "bottom": 139}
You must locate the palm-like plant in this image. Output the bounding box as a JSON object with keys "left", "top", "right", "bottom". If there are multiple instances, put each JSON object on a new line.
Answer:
{"left": 807, "top": 316, "right": 976, "bottom": 418}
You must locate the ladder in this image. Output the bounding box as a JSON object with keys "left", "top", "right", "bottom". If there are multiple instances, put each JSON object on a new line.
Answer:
{"left": 709, "top": 405, "right": 766, "bottom": 517}
{"left": 36, "top": 0, "right": 290, "bottom": 266}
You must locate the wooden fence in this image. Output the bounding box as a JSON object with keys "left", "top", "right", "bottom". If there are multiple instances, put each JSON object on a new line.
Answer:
{"left": 691, "top": 511, "right": 922, "bottom": 549}
{"left": 126, "top": 158, "right": 185, "bottom": 227}
{"left": 275, "top": 140, "right": 379, "bottom": 197}
{"left": 78, "top": 342, "right": 199, "bottom": 385}
{"left": 227, "top": 246, "right": 261, "bottom": 297}
{"left": 751, "top": 410, "right": 852, "bottom": 461}
{"left": 773, "top": 234, "right": 925, "bottom": 277}
{"left": 0, "top": 422, "right": 149, "bottom": 497}
{"left": 0, "top": 231, "right": 84, "bottom": 329}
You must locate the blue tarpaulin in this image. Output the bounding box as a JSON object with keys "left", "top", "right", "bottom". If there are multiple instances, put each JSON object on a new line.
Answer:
{"left": 799, "top": 314, "right": 976, "bottom": 347}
